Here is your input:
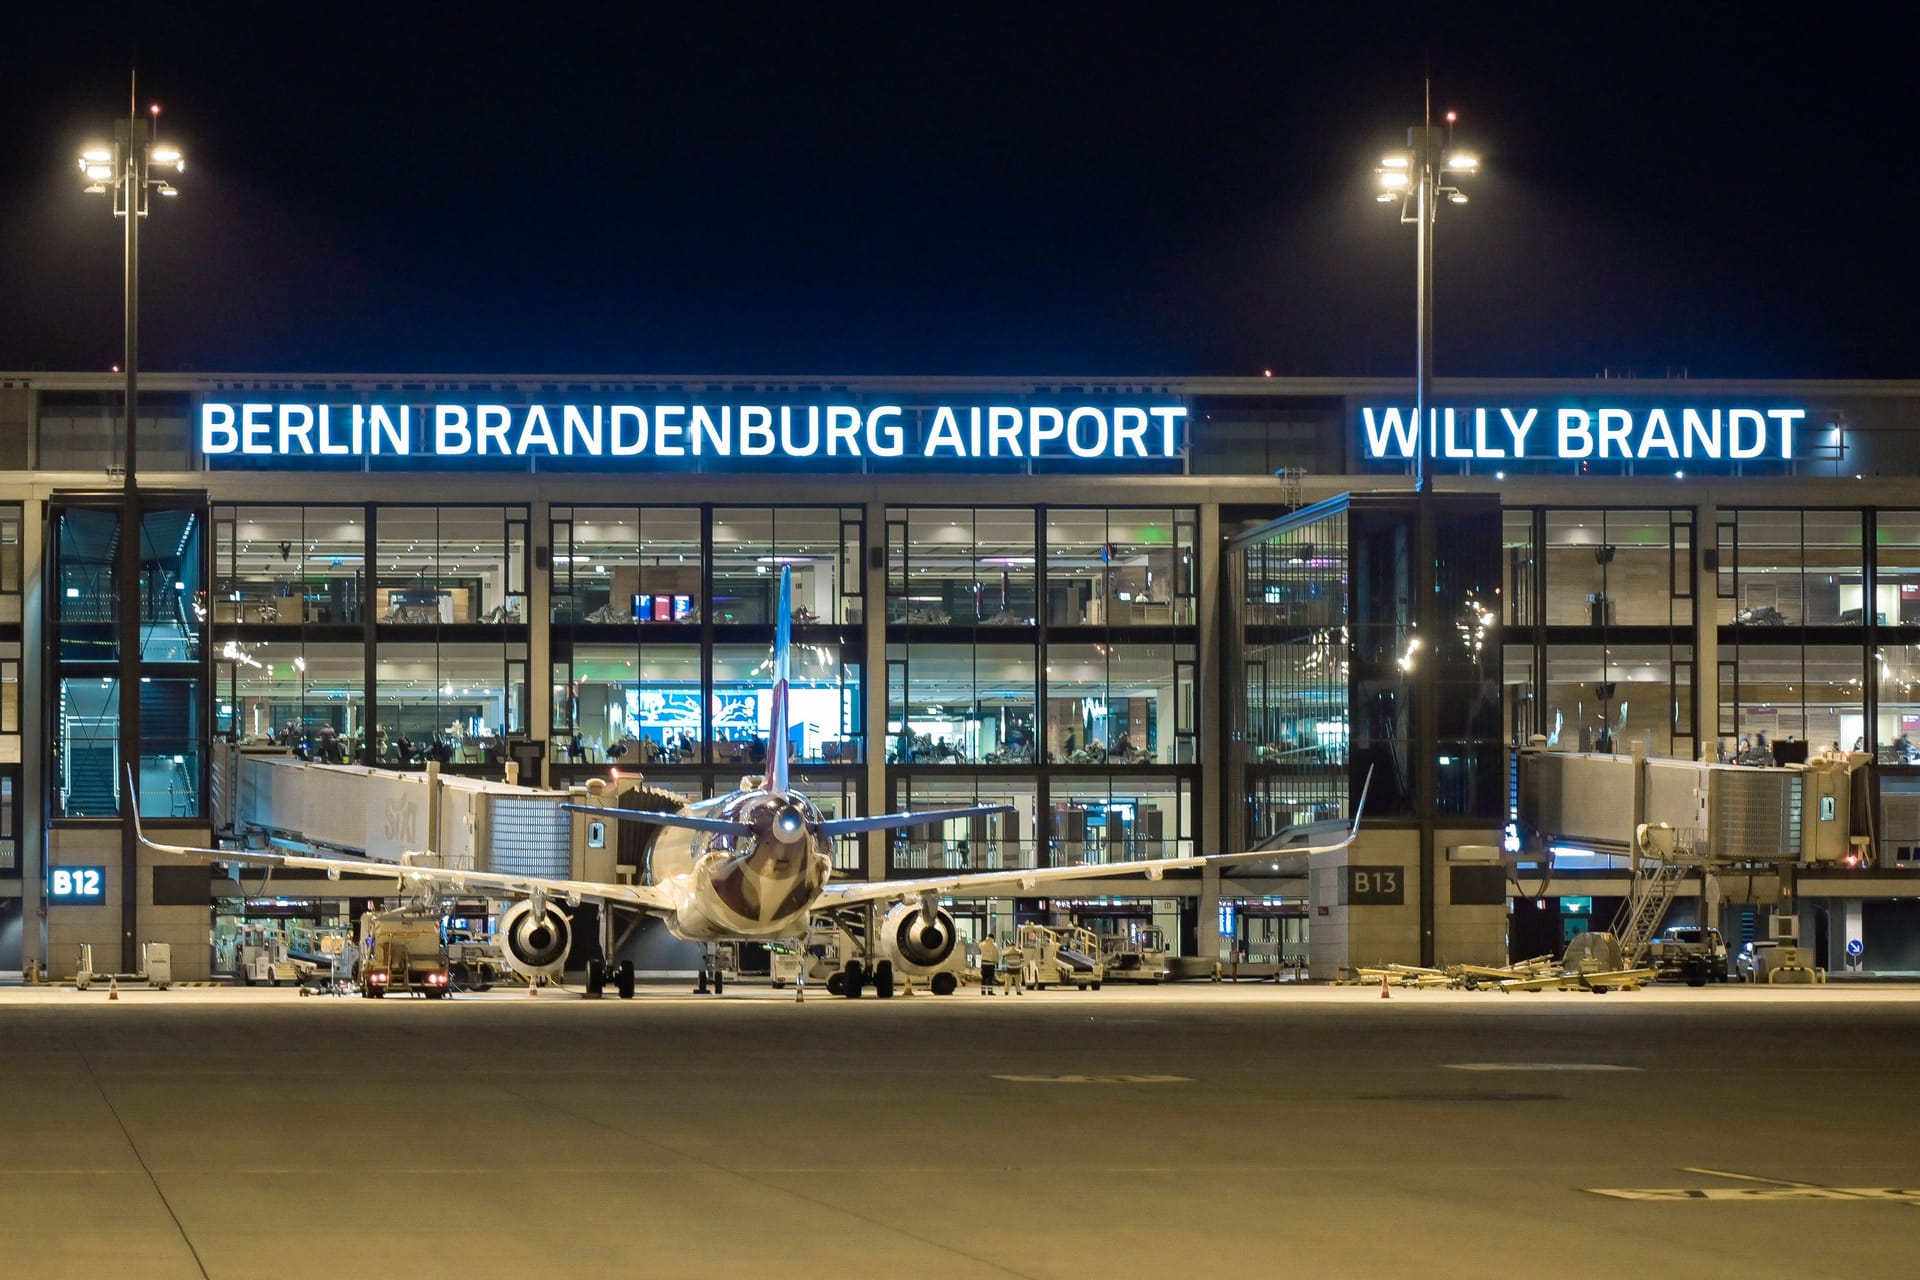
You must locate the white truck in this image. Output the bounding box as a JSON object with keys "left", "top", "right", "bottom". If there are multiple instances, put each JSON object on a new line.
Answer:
{"left": 1646, "top": 926, "right": 1729, "bottom": 986}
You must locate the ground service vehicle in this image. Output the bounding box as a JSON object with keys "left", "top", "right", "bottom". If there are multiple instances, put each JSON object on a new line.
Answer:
{"left": 359, "top": 910, "right": 453, "bottom": 998}
{"left": 1647, "top": 925, "right": 1729, "bottom": 986}
{"left": 1735, "top": 940, "right": 1779, "bottom": 982}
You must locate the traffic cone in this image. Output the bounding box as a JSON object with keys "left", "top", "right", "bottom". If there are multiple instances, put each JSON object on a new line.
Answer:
{"left": 1379, "top": 974, "right": 1391, "bottom": 999}
{"left": 795, "top": 982, "right": 805, "bottom": 1003}
{"left": 528, "top": 976, "right": 538, "bottom": 997}
{"left": 902, "top": 977, "right": 914, "bottom": 997}
{"left": 108, "top": 976, "right": 119, "bottom": 1001}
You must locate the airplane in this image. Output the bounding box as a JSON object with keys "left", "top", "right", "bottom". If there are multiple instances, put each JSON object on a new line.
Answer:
{"left": 134, "top": 566, "right": 1364, "bottom": 1000}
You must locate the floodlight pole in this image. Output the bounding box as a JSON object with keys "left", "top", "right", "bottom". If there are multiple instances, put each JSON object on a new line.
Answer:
{"left": 117, "top": 79, "right": 147, "bottom": 973}
{"left": 1412, "top": 121, "right": 1437, "bottom": 497}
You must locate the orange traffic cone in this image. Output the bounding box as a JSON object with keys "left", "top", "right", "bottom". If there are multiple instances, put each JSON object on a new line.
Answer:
{"left": 108, "top": 976, "right": 119, "bottom": 1001}
{"left": 1379, "top": 974, "right": 1390, "bottom": 999}
{"left": 902, "top": 977, "right": 914, "bottom": 998}
{"left": 528, "top": 976, "right": 538, "bottom": 997}
{"left": 795, "top": 981, "right": 805, "bottom": 1003}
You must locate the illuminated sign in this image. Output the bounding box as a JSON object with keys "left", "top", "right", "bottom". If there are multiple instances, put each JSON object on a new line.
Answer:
{"left": 49, "top": 866, "right": 107, "bottom": 904}
{"left": 1359, "top": 405, "right": 1803, "bottom": 463}
{"left": 200, "top": 401, "right": 1187, "bottom": 463}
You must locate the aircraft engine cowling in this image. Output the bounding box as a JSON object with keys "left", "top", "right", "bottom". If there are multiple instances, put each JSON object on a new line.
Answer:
{"left": 497, "top": 899, "right": 571, "bottom": 981}
{"left": 881, "top": 901, "right": 959, "bottom": 970}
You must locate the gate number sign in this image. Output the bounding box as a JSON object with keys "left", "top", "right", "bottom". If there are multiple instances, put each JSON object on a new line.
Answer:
{"left": 49, "top": 866, "right": 107, "bottom": 903}
{"left": 1343, "top": 866, "right": 1404, "bottom": 906}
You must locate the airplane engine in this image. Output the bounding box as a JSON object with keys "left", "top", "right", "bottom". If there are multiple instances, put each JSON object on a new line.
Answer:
{"left": 497, "top": 899, "right": 570, "bottom": 981}
{"left": 880, "top": 901, "right": 959, "bottom": 969}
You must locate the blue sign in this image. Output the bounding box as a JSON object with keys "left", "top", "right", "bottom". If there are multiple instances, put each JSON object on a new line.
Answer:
{"left": 1847, "top": 938, "right": 1864, "bottom": 957}
{"left": 1360, "top": 405, "right": 1804, "bottom": 464}
{"left": 201, "top": 400, "right": 1188, "bottom": 465}
{"left": 49, "top": 866, "right": 107, "bottom": 904}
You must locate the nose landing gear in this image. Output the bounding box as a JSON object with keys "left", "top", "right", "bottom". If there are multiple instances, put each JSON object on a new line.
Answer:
{"left": 585, "top": 958, "right": 636, "bottom": 999}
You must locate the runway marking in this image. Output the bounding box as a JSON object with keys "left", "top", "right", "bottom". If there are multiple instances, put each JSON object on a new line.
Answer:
{"left": 1444, "top": 1062, "right": 1641, "bottom": 1072}
{"left": 992, "top": 1073, "right": 1192, "bottom": 1085}
{"left": 1588, "top": 1167, "right": 1920, "bottom": 1204}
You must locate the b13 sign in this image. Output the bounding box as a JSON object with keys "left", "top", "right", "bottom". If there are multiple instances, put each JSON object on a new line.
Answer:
{"left": 1360, "top": 405, "right": 1803, "bottom": 463}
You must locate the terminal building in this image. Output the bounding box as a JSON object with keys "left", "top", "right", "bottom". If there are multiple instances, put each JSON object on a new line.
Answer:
{"left": 3, "top": 370, "right": 1920, "bottom": 981}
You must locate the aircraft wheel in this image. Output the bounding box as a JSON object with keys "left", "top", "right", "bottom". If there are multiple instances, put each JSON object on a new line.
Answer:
{"left": 586, "top": 959, "right": 606, "bottom": 996}
{"left": 826, "top": 973, "right": 846, "bottom": 996}
{"left": 616, "top": 961, "right": 635, "bottom": 1000}
{"left": 873, "top": 960, "right": 894, "bottom": 998}
{"left": 713, "top": 969, "right": 725, "bottom": 995}
{"left": 844, "top": 959, "right": 865, "bottom": 999}
{"left": 930, "top": 972, "right": 958, "bottom": 996}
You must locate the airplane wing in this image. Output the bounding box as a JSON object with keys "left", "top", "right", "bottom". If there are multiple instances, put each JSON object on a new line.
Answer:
{"left": 817, "top": 804, "right": 1014, "bottom": 837}
{"left": 820, "top": 771, "right": 1370, "bottom": 907}
{"left": 817, "top": 817, "right": 1360, "bottom": 907}
{"left": 130, "top": 780, "right": 674, "bottom": 913}
{"left": 561, "top": 802, "right": 752, "bottom": 837}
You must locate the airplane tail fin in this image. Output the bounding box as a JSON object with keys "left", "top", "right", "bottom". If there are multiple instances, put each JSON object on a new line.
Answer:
{"left": 769, "top": 564, "right": 792, "bottom": 795}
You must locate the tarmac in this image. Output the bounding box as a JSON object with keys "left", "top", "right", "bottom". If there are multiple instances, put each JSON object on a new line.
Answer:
{"left": 3, "top": 979, "right": 1918, "bottom": 1279}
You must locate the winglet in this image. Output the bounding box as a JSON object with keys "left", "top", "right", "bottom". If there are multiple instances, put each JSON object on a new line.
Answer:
{"left": 769, "top": 564, "right": 792, "bottom": 795}
{"left": 1351, "top": 765, "right": 1373, "bottom": 838}
{"left": 125, "top": 765, "right": 145, "bottom": 839}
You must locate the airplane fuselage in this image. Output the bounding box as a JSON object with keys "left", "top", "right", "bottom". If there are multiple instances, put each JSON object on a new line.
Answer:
{"left": 647, "top": 783, "right": 835, "bottom": 942}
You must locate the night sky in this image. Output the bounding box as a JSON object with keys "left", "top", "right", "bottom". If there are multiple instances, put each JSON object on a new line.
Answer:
{"left": 2, "top": 6, "right": 1911, "bottom": 380}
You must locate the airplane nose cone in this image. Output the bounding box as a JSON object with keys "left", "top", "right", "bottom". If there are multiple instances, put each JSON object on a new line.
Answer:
{"left": 773, "top": 806, "right": 806, "bottom": 842}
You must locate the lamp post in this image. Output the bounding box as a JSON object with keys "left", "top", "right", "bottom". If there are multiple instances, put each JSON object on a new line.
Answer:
{"left": 1372, "top": 90, "right": 1475, "bottom": 967}
{"left": 78, "top": 78, "right": 183, "bottom": 970}
{"left": 1374, "top": 96, "right": 1476, "bottom": 492}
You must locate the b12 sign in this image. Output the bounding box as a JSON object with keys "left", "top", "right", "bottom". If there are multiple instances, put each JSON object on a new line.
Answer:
{"left": 49, "top": 866, "right": 107, "bottom": 903}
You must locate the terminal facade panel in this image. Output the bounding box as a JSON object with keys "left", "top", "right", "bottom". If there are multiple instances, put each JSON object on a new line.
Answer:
{"left": 6, "top": 373, "right": 1920, "bottom": 980}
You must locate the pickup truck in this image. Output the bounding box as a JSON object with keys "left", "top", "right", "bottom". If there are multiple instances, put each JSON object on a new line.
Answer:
{"left": 1646, "top": 926, "right": 1729, "bottom": 986}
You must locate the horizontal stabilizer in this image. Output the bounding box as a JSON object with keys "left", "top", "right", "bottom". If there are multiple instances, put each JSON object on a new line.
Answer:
{"left": 561, "top": 803, "right": 753, "bottom": 837}
{"left": 818, "top": 804, "right": 1015, "bottom": 837}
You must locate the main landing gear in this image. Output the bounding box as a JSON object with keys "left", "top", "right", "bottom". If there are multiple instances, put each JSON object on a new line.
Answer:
{"left": 585, "top": 958, "right": 636, "bottom": 999}
{"left": 824, "top": 958, "right": 895, "bottom": 999}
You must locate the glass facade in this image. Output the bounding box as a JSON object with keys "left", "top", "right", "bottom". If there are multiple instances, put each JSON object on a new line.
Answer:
{"left": 1226, "top": 506, "right": 1350, "bottom": 845}
{"left": 50, "top": 499, "right": 210, "bottom": 818}
{"left": 1227, "top": 494, "right": 1503, "bottom": 843}
{"left": 888, "top": 507, "right": 1037, "bottom": 624}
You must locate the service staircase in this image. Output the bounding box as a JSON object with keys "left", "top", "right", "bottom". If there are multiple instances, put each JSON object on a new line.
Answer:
{"left": 1609, "top": 833, "right": 1696, "bottom": 966}
{"left": 64, "top": 747, "right": 120, "bottom": 816}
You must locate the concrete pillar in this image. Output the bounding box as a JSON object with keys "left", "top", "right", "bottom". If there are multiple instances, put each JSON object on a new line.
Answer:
{"left": 527, "top": 498, "right": 551, "bottom": 786}
{"left": 1842, "top": 898, "right": 1864, "bottom": 971}
{"left": 1696, "top": 499, "right": 1719, "bottom": 756}
{"left": 1197, "top": 864, "right": 1223, "bottom": 963}
{"left": 21, "top": 496, "right": 45, "bottom": 972}
{"left": 1197, "top": 501, "right": 1221, "bottom": 854}
{"left": 863, "top": 500, "right": 888, "bottom": 881}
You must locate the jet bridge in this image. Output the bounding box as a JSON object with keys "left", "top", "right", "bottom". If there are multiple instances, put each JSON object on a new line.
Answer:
{"left": 1517, "top": 744, "right": 1872, "bottom": 962}
{"left": 1516, "top": 744, "right": 1865, "bottom": 866}
{"left": 215, "top": 748, "right": 575, "bottom": 878}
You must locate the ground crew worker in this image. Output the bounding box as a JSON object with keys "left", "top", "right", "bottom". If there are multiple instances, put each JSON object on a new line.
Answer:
{"left": 979, "top": 933, "right": 1000, "bottom": 994}
{"left": 1005, "top": 945, "right": 1026, "bottom": 995}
